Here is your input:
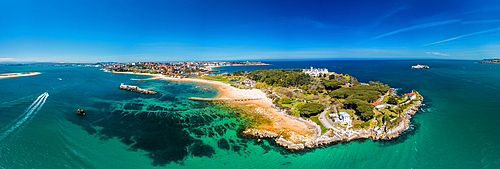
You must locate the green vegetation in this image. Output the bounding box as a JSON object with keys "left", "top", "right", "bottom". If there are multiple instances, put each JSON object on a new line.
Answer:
{"left": 239, "top": 68, "right": 404, "bottom": 125}
{"left": 281, "top": 97, "right": 293, "bottom": 104}
{"left": 309, "top": 115, "right": 328, "bottom": 134}
{"left": 192, "top": 76, "right": 229, "bottom": 82}
{"left": 246, "top": 69, "right": 311, "bottom": 87}
{"left": 328, "top": 84, "right": 389, "bottom": 103}
{"left": 298, "top": 103, "right": 324, "bottom": 117}
{"left": 322, "top": 79, "right": 343, "bottom": 90}
{"left": 387, "top": 96, "right": 398, "bottom": 105}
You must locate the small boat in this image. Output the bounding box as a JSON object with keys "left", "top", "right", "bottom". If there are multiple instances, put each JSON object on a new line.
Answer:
{"left": 77, "top": 109, "right": 86, "bottom": 116}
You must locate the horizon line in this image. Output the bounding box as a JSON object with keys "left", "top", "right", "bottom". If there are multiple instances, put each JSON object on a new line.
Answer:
{"left": 0, "top": 58, "right": 480, "bottom": 64}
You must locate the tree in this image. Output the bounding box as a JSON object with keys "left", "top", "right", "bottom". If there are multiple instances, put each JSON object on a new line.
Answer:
{"left": 357, "top": 103, "right": 374, "bottom": 120}
{"left": 298, "top": 103, "right": 325, "bottom": 117}
{"left": 281, "top": 97, "right": 293, "bottom": 104}
{"left": 254, "top": 82, "right": 268, "bottom": 89}
{"left": 322, "top": 79, "right": 343, "bottom": 91}
{"left": 343, "top": 98, "right": 374, "bottom": 121}
{"left": 387, "top": 96, "right": 398, "bottom": 105}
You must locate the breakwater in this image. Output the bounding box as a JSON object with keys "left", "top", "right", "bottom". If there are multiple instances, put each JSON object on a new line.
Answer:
{"left": 119, "top": 83, "right": 157, "bottom": 94}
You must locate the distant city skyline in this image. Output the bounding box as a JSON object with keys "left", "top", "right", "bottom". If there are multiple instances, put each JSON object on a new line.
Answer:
{"left": 1, "top": 0, "right": 500, "bottom": 63}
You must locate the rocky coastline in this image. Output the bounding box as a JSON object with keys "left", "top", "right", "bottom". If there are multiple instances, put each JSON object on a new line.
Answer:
{"left": 243, "top": 92, "right": 424, "bottom": 150}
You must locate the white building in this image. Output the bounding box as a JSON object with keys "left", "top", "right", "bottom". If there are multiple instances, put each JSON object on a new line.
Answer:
{"left": 242, "top": 78, "right": 256, "bottom": 87}
{"left": 302, "top": 67, "right": 329, "bottom": 76}
{"left": 375, "top": 104, "right": 387, "bottom": 110}
{"left": 339, "top": 111, "right": 352, "bottom": 126}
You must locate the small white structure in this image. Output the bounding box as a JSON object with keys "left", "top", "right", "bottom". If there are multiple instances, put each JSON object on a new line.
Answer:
{"left": 375, "top": 104, "right": 387, "bottom": 110}
{"left": 242, "top": 78, "right": 256, "bottom": 87}
{"left": 412, "top": 64, "right": 429, "bottom": 69}
{"left": 338, "top": 111, "right": 352, "bottom": 126}
{"left": 302, "top": 67, "right": 329, "bottom": 76}
{"left": 405, "top": 93, "right": 417, "bottom": 100}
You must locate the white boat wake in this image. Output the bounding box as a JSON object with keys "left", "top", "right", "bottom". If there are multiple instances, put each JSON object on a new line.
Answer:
{"left": 0, "top": 92, "right": 49, "bottom": 141}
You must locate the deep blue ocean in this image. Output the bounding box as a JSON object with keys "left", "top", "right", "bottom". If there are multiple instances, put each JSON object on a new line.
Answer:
{"left": 1, "top": 60, "right": 499, "bottom": 168}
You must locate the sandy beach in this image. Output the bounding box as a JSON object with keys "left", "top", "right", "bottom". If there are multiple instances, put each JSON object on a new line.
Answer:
{"left": 111, "top": 71, "right": 317, "bottom": 143}
{"left": 167, "top": 77, "right": 318, "bottom": 142}
{"left": 0, "top": 72, "right": 41, "bottom": 79}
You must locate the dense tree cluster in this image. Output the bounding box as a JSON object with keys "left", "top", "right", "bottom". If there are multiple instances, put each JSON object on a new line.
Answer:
{"left": 328, "top": 85, "right": 388, "bottom": 103}
{"left": 247, "top": 69, "right": 311, "bottom": 87}
{"left": 343, "top": 98, "right": 374, "bottom": 120}
{"left": 325, "top": 80, "right": 390, "bottom": 121}
{"left": 322, "top": 79, "right": 343, "bottom": 90}
{"left": 243, "top": 68, "right": 391, "bottom": 122}
{"left": 298, "top": 103, "right": 325, "bottom": 117}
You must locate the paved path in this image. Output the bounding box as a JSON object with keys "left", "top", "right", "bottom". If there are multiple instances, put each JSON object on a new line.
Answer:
{"left": 318, "top": 107, "right": 333, "bottom": 129}
{"left": 377, "top": 95, "right": 385, "bottom": 102}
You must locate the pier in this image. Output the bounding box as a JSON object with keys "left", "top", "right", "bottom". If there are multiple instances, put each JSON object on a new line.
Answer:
{"left": 130, "top": 77, "right": 163, "bottom": 81}
{"left": 120, "top": 83, "right": 157, "bottom": 94}
{"left": 188, "top": 97, "right": 262, "bottom": 101}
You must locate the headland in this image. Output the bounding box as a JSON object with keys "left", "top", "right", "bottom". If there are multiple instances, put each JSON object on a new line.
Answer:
{"left": 108, "top": 66, "right": 423, "bottom": 150}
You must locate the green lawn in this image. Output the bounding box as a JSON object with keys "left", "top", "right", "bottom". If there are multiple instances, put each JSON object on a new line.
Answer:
{"left": 379, "top": 109, "right": 397, "bottom": 116}
{"left": 192, "top": 76, "right": 229, "bottom": 82}
{"left": 382, "top": 95, "right": 390, "bottom": 103}
{"left": 280, "top": 100, "right": 301, "bottom": 107}
{"left": 309, "top": 115, "right": 328, "bottom": 134}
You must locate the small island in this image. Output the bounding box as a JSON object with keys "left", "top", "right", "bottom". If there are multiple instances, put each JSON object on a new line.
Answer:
{"left": 412, "top": 64, "right": 429, "bottom": 69}
{"left": 0, "top": 72, "right": 41, "bottom": 79}
{"left": 107, "top": 63, "right": 423, "bottom": 150}
{"left": 478, "top": 59, "right": 500, "bottom": 63}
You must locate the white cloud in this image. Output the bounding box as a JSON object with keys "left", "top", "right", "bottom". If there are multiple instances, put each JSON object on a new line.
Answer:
{"left": 0, "top": 58, "right": 15, "bottom": 61}
{"left": 427, "top": 52, "right": 449, "bottom": 56}
{"left": 423, "top": 27, "right": 500, "bottom": 46}
{"left": 366, "top": 19, "right": 460, "bottom": 41}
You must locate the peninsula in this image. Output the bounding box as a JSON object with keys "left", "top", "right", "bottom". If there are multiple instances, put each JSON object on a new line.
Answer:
{"left": 106, "top": 64, "right": 423, "bottom": 150}
{"left": 0, "top": 72, "right": 41, "bottom": 79}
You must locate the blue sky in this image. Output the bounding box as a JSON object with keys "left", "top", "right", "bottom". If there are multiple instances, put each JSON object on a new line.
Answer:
{"left": 1, "top": 0, "right": 500, "bottom": 62}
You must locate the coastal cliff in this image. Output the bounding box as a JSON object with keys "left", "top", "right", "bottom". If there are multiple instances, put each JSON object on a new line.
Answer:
{"left": 243, "top": 93, "right": 423, "bottom": 150}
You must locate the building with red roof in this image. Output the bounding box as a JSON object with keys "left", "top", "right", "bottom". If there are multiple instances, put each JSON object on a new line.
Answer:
{"left": 405, "top": 93, "right": 417, "bottom": 100}
{"left": 371, "top": 102, "right": 384, "bottom": 107}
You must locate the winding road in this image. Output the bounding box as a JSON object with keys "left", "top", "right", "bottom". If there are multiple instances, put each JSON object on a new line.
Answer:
{"left": 318, "top": 107, "right": 334, "bottom": 129}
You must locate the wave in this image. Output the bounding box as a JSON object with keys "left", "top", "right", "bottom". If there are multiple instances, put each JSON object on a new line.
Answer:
{"left": 1, "top": 93, "right": 38, "bottom": 105}
{"left": 0, "top": 92, "right": 49, "bottom": 141}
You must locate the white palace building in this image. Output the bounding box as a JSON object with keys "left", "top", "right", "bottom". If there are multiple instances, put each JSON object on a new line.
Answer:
{"left": 302, "top": 67, "right": 330, "bottom": 76}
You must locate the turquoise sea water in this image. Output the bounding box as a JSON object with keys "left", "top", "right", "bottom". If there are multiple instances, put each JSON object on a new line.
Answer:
{"left": 1, "top": 60, "right": 499, "bottom": 168}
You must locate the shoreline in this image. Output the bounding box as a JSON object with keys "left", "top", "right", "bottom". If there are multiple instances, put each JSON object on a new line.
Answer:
{"left": 0, "top": 72, "right": 41, "bottom": 79}
{"left": 109, "top": 71, "right": 423, "bottom": 150}
{"left": 203, "top": 63, "right": 270, "bottom": 70}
